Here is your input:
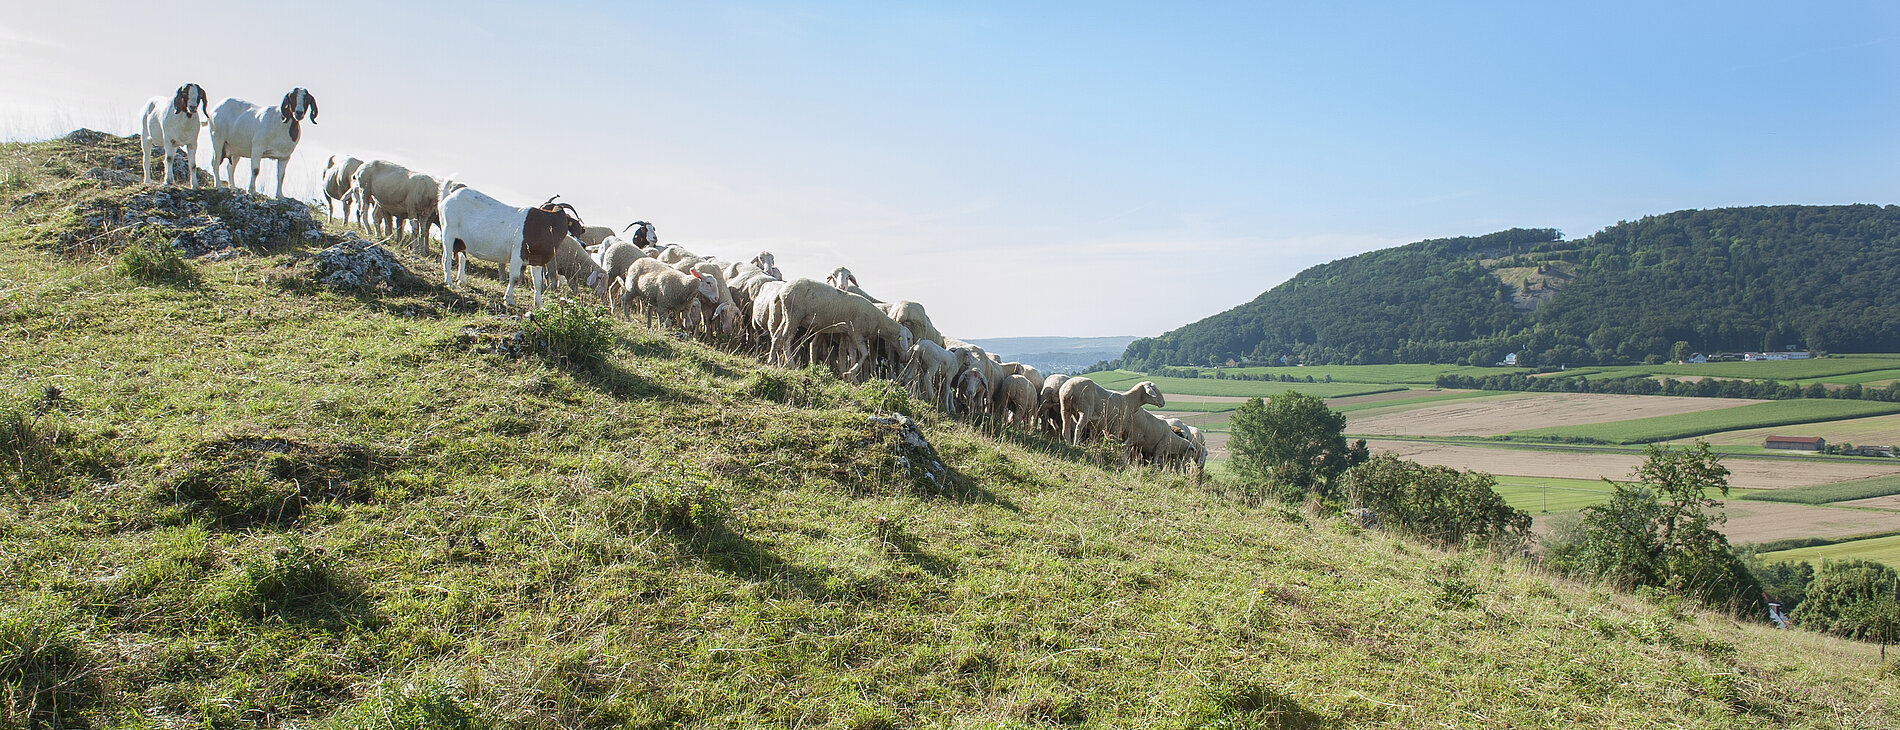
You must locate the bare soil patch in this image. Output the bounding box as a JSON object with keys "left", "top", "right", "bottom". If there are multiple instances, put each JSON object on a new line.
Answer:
{"left": 1841, "top": 495, "right": 1900, "bottom": 510}
{"left": 1347, "top": 392, "right": 1761, "bottom": 438}
{"left": 1717, "top": 501, "right": 1900, "bottom": 544}
{"left": 1364, "top": 440, "right": 1900, "bottom": 490}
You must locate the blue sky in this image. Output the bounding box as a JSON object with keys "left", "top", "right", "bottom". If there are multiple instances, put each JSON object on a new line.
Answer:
{"left": 2, "top": 1, "right": 1895, "bottom": 338}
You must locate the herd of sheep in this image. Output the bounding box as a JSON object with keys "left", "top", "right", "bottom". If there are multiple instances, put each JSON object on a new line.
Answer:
{"left": 135, "top": 83, "right": 1207, "bottom": 474}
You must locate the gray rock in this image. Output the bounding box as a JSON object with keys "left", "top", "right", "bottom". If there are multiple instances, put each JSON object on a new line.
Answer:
{"left": 312, "top": 236, "right": 409, "bottom": 289}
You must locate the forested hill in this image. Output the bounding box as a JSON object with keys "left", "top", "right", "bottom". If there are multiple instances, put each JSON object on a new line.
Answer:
{"left": 1122, "top": 205, "right": 1900, "bottom": 368}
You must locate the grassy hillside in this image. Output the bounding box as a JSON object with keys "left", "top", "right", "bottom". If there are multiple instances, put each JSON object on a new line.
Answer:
{"left": 5, "top": 133, "right": 1900, "bottom": 728}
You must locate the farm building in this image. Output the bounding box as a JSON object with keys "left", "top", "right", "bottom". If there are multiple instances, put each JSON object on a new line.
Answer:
{"left": 1764, "top": 435, "right": 1826, "bottom": 452}
{"left": 1745, "top": 351, "right": 1813, "bottom": 361}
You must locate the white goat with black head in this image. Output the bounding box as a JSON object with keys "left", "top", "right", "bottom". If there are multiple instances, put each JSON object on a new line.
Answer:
{"left": 207, "top": 87, "right": 318, "bottom": 198}
{"left": 140, "top": 83, "right": 208, "bottom": 186}
{"left": 439, "top": 185, "right": 588, "bottom": 309}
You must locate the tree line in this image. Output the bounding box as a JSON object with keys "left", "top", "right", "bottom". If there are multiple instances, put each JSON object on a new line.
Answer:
{"left": 1433, "top": 371, "right": 1900, "bottom": 402}
{"left": 1124, "top": 205, "right": 1900, "bottom": 369}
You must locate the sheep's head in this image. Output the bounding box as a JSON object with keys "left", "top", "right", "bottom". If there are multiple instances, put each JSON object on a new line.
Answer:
{"left": 1139, "top": 381, "right": 1164, "bottom": 407}
{"left": 827, "top": 267, "right": 858, "bottom": 290}
{"left": 895, "top": 325, "right": 914, "bottom": 360}
{"left": 173, "top": 83, "right": 206, "bottom": 117}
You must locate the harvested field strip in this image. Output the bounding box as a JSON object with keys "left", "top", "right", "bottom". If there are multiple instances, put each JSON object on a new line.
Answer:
{"left": 1720, "top": 501, "right": 1900, "bottom": 546}
{"left": 1797, "top": 368, "right": 1900, "bottom": 385}
{"left": 1763, "top": 533, "right": 1900, "bottom": 567}
{"left": 1624, "top": 357, "right": 1900, "bottom": 380}
{"left": 1350, "top": 392, "right": 1754, "bottom": 438}
{"left": 1365, "top": 439, "right": 1900, "bottom": 490}
{"left": 1739, "top": 474, "right": 1900, "bottom": 505}
{"left": 1336, "top": 390, "right": 1519, "bottom": 417}
{"left": 1506, "top": 399, "right": 1900, "bottom": 444}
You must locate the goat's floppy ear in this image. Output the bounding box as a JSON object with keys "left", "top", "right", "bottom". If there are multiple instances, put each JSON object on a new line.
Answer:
{"left": 172, "top": 86, "right": 191, "bottom": 115}
{"left": 304, "top": 91, "right": 318, "bottom": 123}
{"left": 281, "top": 91, "right": 297, "bottom": 123}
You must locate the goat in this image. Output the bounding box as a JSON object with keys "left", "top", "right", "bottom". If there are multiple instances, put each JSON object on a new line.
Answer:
{"left": 207, "top": 88, "right": 318, "bottom": 198}
{"left": 139, "top": 83, "right": 208, "bottom": 186}
{"left": 439, "top": 183, "right": 587, "bottom": 309}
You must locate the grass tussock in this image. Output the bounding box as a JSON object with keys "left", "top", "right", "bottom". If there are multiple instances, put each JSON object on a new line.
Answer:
{"left": 0, "top": 131, "right": 1896, "bottom": 728}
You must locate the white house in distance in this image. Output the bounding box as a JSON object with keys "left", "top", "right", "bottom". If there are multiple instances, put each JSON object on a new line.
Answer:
{"left": 1745, "top": 351, "right": 1812, "bottom": 361}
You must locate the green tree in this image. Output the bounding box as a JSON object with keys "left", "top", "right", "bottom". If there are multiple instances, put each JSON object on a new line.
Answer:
{"left": 1671, "top": 340, "right": 1692, "bottom": 362}
{"left": 1791, "top": 559, "right": 1900, "bottom": 642}
{"left": 1228, "top": 391, "right": 1366, "bottom": 502}
{"left": 1545, "top": 442, "right": 1765, "bottom": 615}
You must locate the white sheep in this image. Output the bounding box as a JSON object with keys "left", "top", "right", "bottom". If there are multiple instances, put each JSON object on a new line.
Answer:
{"left": 995, "top": 373, "right": 1041, "bottom": 429}
{"left": 207, "top": 87, "right": 318, "bottom": 198}
{"left": 1058, "top": 377, "right": 1165, "bottom": 445}
{"left": 321, "top": 155, "right": 364, "bottom": 222}
{"left": 1037, "top": 373, "right": 1071, "bottom": 435}
{"left": 1162, "top": 416, "right": 1208, "bottom": 474}
{"left": 769, "top": 278, "right": 912, "bottom": 380}
{"left": 594, "top": 238, "right": 656, "bottom": 317}
{"left": 548, "top": 234, "right": 612, "bottom": 301}
{"left": 875, "top": 300, "right": 943, "bottom": 347}
{"left": 826, "top": 266, "right": 882, "bottom": 303}
{"left": 750, "top": 252, "right": 782, "bottom": 279}
{"left": 623, "top": 256, "right": 722, "bottom": 329}
{"left": 1125, "top": 409, "right": 1196, "bottom": 469}
{"left": 139, "top": 83, "right": 208, "bottom": 186}
{"left": 676, "top": 260, "right": 739, "bottom": 337}
{"left": 899, "top": 339, "right": 959, "bottom": 409}
{"left": 352, "top": 160, "right": 440, "bottom": 244}
{"left": 438, "top": 179, "right": 586, "bottom": 309}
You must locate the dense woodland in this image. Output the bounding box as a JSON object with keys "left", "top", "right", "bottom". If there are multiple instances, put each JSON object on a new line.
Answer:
{"left": 1123, "top": 206, "right": 1900, "bottom": 368}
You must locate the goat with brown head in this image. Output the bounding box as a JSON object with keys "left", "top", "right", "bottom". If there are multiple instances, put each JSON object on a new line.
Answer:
{"left": 207, "top": 87, "right": 319, "bottom": 197}
{"left": 141, "top": 82, "right": 210, "bottom": 186}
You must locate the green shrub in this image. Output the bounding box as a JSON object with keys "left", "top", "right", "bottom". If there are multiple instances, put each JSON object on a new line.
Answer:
{"left": 0, "top": 594, "right": 100, "bottom": 727}
{"left": 1792, "top": 559, "right": 1900, "bottom": 639}
{"left": 1338, "top": 454, "right": 1530, "bottom": 548}
{"left": 117, "top": 232, "right": 198, "bottom": 285}
{"left": 523, "top": 299, "right": 615, "bottom": 366}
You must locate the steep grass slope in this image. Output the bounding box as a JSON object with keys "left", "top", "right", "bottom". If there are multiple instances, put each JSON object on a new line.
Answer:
{"left": 4, "top": 133, "right": 1899, "bottom": 728}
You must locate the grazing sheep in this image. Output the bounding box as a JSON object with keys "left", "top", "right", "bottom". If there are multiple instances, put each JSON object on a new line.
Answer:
{"left": 654, "top": 243, "right": 699, "bottom": 264}
{"left": 996, "top": 373, "right": 1041, "bottom": 428}
{"left": 770, "top": 278, "right": 913, "bottom": 380}
{"left": 1038, "top": 373, "right": 1071, "bottom": 435}
{"left": 875, "top": 300, "right": 943, "bottom": 347}
{"left": 826, "top": 266, "right": 882, "bottom": 303}
{"left": 900, "top": 339, "right": 959, "bottom": 409}
{"left": 1162, "top": 416, "right": 1208, "bottom": 474}
{"left": 677, "top": 260, "right": 739, "bottom": 337}
{"left": 139, "top": 83, "right": 208, "bottom": 186}
{"left": 548, "top": 235, "right": 612, "bottom": 300}
{"left": 950, "top": 368, "right": 991, "bottom": 416}
{"left": 207, "top": 87, "right": 318, "bottom": 198}
{"left": 750, "top": 252, "right": 782, "bottom": 279}
{"left": 623, "top": 256, "right": 722, "bottom": 329}
{"left": 583, "top": 220, "right": 656, "bottom": 249}
{"left": 352, "top": 160, "right": 439, "bottom": 243}
{"left": 321, "top": 155, "right": 364, "bottom": 222}
{"left": 1125, "top": 409, "right": 1196, "bottom": 469}
{"left": 1059, "top": 377, "right": 1165, "bottom": 445}
{"left": 594, "top": 238, "right": 655, "bottom": 316}
{"left": 438, "top": 179, "right": 586, "bottom": 309}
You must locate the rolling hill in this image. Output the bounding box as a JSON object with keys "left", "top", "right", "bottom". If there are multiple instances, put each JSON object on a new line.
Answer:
{"left": 1123, "top": 206, "right": 1900, "bottom": 368}
{"left": 4, "top": 132, "right": 1898, "bottom": 727}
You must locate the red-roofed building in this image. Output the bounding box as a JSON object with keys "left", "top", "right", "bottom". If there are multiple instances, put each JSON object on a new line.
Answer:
{"left": 1764, "top": 435, "right": 1825, "bottom": 452}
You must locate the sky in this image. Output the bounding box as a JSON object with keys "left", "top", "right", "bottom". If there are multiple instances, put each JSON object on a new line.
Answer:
{"left": 2, "top": 1, "right": 1896, "bottom": 338}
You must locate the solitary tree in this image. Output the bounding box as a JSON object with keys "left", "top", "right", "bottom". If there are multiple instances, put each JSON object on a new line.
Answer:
{"left": 1228, "top": 391, "right": 1367, "bottom": 502}
{"left": 1546, "top": 441, "right": 1764, "bottom": 615}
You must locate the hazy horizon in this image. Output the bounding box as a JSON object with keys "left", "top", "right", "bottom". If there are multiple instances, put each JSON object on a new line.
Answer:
{"left": 4, "top": 1, "right": 1894, "bottom": 339}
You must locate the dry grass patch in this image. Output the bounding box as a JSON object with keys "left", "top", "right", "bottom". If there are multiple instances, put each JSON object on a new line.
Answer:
{"left": 1349, "top": 392, "right": 1759, "bottom": 437}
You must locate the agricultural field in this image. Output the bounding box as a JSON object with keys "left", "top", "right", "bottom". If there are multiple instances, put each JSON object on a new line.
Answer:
{"left": 1763, "top": 534, "right": 1900, "bottom": 567}
{"left": 1505, "top": 399, "right": 1900, "bottom": 444}
{"left": 1742, "top": 474, "right": 1900, "bottom": 505}
{"left": 1362, "top": 440, "right": 1900, "bottom": 491}
{"left": 1349, "top": 392, "right": 1756, "bottom": 438}
{"left": 1672, "top": 412, "right": 1900, "bottom": 450}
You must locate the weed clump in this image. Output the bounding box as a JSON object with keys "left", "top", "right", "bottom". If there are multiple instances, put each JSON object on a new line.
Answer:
{"left": 523, "top": 299, "right": 615, "bottom": 366}
{"left": 0, "top": 594, "right": 101, "bottom": 727}
{"left": 215, "top": 533, "right": 364, "bottom": 624}
{"left": 1, "top": 387, "right": 115, "bottom": 498}
{"left": 327, "top": 680, "right": 489, "bottom": 729}
{"left": 154, "top": 435, "right": 390, "bottom": 527}
{"left": 593, "top": 462, "right": 729, "bottom": 532}
{"left": 116, "top": 232, "right": 199, "bottom": 286}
